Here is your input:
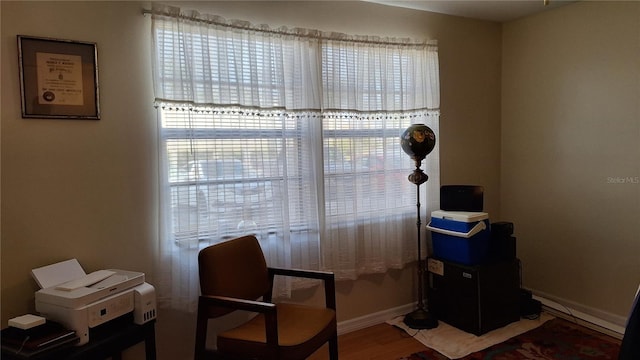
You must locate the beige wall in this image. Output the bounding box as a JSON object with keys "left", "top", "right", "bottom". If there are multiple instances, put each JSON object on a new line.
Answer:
{"left": 502, "top": 1, "right": 640, "bottom": 324}
{"left": 2, "top": 1, "right": 501, "bottom": 359}
{"left": 6, "top": 0, "right": 637, "bottom": 358}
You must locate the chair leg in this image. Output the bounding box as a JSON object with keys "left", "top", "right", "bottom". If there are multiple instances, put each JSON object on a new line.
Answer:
{"left": 328, "top": 334, "right": 339, "bottom": 360}
{"left": 194, "top": 312, "right": 209, "bottom": 360}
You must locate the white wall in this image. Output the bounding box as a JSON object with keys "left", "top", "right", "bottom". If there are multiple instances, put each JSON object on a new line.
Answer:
{"left": 2, "top": 1, "right": 501, "bottom": 359}
{"left": 502, "top": 1, "right": 640, "bottom": 325}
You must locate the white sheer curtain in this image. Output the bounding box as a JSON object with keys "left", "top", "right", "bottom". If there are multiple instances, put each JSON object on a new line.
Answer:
{"left": 151, "top": 4, "right": 440, "bottom": 311}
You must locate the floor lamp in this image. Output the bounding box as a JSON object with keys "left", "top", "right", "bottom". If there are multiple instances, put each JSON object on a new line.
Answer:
{"left": 400, "top": 124, "right": 438, "bottom": 330}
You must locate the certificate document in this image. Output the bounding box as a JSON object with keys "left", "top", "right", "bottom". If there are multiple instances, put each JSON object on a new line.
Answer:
{"left": 36, "top": 52, "right": 84, "bottom": 106}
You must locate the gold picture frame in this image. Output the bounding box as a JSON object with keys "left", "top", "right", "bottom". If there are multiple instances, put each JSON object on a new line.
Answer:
{"left": 18, "top": 35, "right": 100, "bottom": 120}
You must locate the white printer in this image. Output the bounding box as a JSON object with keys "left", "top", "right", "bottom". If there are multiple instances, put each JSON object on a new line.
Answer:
{"left": 32, "top": 259, "right": 157, "bottom": 345}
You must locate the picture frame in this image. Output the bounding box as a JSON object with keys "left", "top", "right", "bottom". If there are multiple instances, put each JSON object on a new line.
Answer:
{"left": 18, "top": 35, "right": 100, "bottom": 120}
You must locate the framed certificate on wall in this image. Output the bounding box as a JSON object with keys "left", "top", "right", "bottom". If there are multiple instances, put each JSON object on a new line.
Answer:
{"left": 18, "top": 35, "right": 100, "bottom": 120}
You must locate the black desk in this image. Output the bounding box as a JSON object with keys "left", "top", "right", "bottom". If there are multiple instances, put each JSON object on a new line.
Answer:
{"left": 2, "top": 315, "right": 156, "bottom": 360}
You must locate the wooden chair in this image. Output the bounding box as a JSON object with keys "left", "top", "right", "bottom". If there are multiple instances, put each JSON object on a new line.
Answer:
{"left": 194, "top": 235, "right": 339, "bottom": 360}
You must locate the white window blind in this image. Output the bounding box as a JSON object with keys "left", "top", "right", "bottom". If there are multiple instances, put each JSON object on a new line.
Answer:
{"left": 151, "top": 4, "right": 440, "bottom": 310}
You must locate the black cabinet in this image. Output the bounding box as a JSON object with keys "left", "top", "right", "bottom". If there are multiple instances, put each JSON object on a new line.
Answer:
{"left": 427, "top": 257, "right": 521, "bottom": 336}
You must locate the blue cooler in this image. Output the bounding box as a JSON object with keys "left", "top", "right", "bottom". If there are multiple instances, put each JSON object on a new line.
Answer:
{"left": 427, "top": 210, "right": 490, "bottom": 265}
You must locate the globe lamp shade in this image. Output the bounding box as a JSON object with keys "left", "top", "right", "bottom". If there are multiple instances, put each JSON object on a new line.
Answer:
{"left": 400, "top": 124, "right": 436, "bottom": 162}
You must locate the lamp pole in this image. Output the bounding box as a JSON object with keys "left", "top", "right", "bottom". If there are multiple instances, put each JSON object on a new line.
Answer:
{"left": 403, "top": 160, "right": 438, "bottom": 329}
{"left": 400, "top": 123, "right": 438, "bottom": 330}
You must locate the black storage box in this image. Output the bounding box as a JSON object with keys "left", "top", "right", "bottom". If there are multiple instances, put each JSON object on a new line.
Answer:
{"left": 428, "top": 257, "right": 521, "bottom": 335}
{"left": 440, "top": 185, "right": 484, "bottom": 212}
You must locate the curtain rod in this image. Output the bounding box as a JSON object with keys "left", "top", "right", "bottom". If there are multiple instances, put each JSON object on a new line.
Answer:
{"left": 141, "top": 8, "right": 436, "bottom": 47}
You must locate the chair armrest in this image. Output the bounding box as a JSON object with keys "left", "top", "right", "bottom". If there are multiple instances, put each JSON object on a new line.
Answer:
{"left": 268, "top": 267, "right": 335, "bottom": 281}
{"left": 267, "top": 267, "right": 336, "bottom": 310}
{"left": 199, "top": 294, "right": 276, "bottom": 314}
{"left": 196, "top": 295, "right": 279, "bottom": 355}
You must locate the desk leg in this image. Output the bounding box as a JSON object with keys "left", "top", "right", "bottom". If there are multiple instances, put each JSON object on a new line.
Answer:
{"left": 145, "top": 324, "right": 157, "bottom": 360}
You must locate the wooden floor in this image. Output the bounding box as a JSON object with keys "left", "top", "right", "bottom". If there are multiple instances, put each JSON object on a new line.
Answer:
{"left": 307, "top": 323, "right": 428, "bottom": 360}
{"left": 306, "top": 317, "right": 622, "bottom": 360}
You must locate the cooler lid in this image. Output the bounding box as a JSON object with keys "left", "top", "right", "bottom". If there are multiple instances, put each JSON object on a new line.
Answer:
{"left": 431, "top": 210, "right": 488, "bottom": 222}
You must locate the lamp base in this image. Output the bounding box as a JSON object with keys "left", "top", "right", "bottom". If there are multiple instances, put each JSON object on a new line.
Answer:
{"left": 403, "top": 307, "right": 438, "bottom": 330}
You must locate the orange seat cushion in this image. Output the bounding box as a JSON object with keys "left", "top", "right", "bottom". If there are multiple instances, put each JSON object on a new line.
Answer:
{"left": 217, "top": 303, "right": 336, "bottom": 359}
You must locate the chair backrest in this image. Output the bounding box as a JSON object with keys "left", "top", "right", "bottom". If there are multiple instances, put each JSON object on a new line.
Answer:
{"left": 198, "top": 235, "right": 271, "bottom": 317}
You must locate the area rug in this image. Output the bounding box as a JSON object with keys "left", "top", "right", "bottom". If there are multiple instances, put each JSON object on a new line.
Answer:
{"left": 387, "top": 313, "right": 555, "bottom": 359}
{"left": 398, "top": 317, "right": 621, "bottom": 360}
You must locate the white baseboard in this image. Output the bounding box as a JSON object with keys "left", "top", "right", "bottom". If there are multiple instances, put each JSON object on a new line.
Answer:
{"left": 531, "top": 291, "right": 626, "bottom": 339}
{"left": 338, "top": 294, "right": 629, "bottom": 341}
{"left": 337, "top": 303, "right": 414, "bottom": 335}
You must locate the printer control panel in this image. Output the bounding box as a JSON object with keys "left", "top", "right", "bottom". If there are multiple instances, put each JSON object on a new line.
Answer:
{"left": 87, "top": 291, "right": 134, "bottom": 327}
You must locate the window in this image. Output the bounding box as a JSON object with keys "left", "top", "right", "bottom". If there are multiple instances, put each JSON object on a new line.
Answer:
{"left": 162, "top": 109, "right": 320, "bottom": 251}
{"left": 151, "top": 4, "right": 440, "bottom": 309}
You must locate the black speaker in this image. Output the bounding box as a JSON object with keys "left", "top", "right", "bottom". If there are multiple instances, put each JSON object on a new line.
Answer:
{"left": 492, "top": 221, "right": 514, "bottom": 236}
{"left": 489, "top": 221, "right": 516, "bottom": 263}
{"left": 489, "top": 233, "right": 516, "bottom": 263}
{"left": 519, "top": 289, "right": 542, "bottom": 319}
